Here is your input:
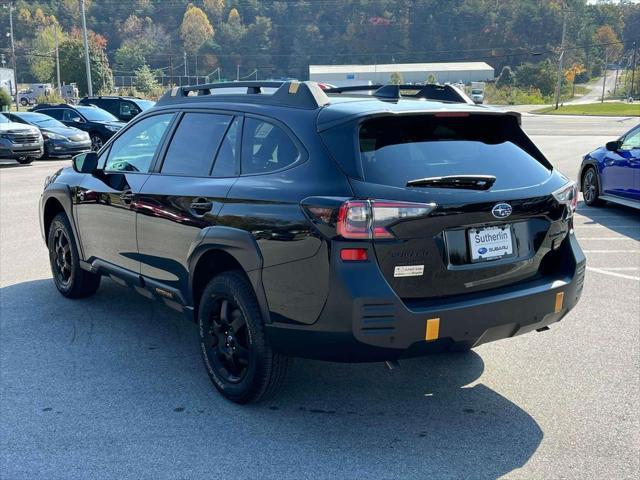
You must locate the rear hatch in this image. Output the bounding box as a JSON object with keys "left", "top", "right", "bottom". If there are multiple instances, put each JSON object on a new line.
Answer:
{"left": 321, "top": 112, "right": 576, "bottom": 303}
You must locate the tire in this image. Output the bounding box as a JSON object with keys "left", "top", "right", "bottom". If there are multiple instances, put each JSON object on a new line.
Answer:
{"left": 582, "top": 167, "right": 604, "bottom": 207}
{"left": 20, "top": 98, "right": 28, "bottom": 107}
{"left": 198, "top": 271, "right": 290, "bottom": 404}
{"left": 90, "top": 133, "right": 104, "bottom": 151}
{"left": 48, "top": 212, "right": 101, "bottom": 298}
{"left": 16, "top": 157, "right": 33, "bottom": 165}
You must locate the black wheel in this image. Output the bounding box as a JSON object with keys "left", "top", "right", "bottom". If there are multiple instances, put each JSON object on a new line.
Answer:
{"left": 90, "top": 134, "right": 104, "bottom": 151}
{"left": 20, "top": 98, "right": 28, "bottom": 106}
{"left": 48, "top": 212, "right": 101, "bottom": 298}
{"left": 198, "top": 271, "right": 290, "bottom": 404}
{"left": 582, "top": 167, "right": 603, "bottom": 207}
{"left": 449, "top": 340, "right": 474, "bottom": 352}
{"left": 16, "top": 157, "right": 33, "bottom": 165}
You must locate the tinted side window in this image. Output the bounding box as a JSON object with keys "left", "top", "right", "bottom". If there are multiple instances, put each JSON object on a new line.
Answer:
{"left": 105, "top": 113, "right": 174, "bottom": 173}
{"left": 62, "top": 109, "right": 81, "bottom": 122}
{"left": 161, "top": 113, "right": 232, "bottom": 176}
{"left": 40, "top": 109, "right": 63, "bottom": 120}
{"left": 211, "top": 117, "right": 240, "bottom": 177}
{"left": 120, "top": 101, "right": 140, "bottom": 118}
{"left": 241, "top": 118, "right": 299, "bottom": 175}
{"left": 621, "top": 128, "right": 640, "bottom": 150}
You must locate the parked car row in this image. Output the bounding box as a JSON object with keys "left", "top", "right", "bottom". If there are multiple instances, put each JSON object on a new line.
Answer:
{"left": 0, "top": 95, "right": 156, "bottom": 163}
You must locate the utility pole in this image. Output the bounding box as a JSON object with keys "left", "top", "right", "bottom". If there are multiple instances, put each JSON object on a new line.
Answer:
{"left": 631, "top": 42, "right": 637, "bottom": 98}
{"left": 54, "top": 23, "right": 61, "bottom": 97}
{"left": 601, "top": 50, "right": 608, "bottom": 103}
{"left": 8, "top": 2, "right": 19, "bottom": 111}
{"left": 169, "top": 56, "right": 174, "bottom": 87}
{"left": 183, "top": 51, "right": 187, "bottom": 77}
{"left": 554, "top": 7, "right": 567, "bottom": 110}
{"left": 80, "top": 0, "right": 93, "bottom": 96}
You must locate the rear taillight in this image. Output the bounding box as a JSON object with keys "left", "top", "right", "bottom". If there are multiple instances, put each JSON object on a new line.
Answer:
{"left": 337, "top": 199, "right": 436, "bottom": 240}
{"left": 552, "top": 181, "right": 578, "bottom": 218}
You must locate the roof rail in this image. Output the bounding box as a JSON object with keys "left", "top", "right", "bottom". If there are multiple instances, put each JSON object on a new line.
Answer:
{"left": 324, "top": 84, "right": 474, "bottom": 104}
{"left": 156, "top": 80, "right": 330, "bottom": 110}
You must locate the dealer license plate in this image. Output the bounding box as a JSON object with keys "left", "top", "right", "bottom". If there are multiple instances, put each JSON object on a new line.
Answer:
{"left": 468, "top": 225, "right": 514, "bottom": 262}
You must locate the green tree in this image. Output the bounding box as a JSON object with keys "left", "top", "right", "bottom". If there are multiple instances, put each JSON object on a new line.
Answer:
{"left": 426, "top": 73, "right": 437, "bottom": 84}
{"left": 0, "top": 89, "right": 13, "bottom": 109}
{"left": 30, "top": 24, "right": 66, "bottom": 83}
{"left": 515, "top": 61, "right": 556, "bottom": 96}
{"left": 58, "top": 36, "right": 113, "bottom": 95}
{"left": 134, "top": 65, "right": 160, "bottom": 95}
{"left": 115, "top": 44, "right": 147, "bottom": 74}
{"left": 390, "top": 72, "right": 404, "bottom": 84}
{"left": 496, "top": 66, "right": 516, "bottom": 88}
{"left": 181, "top": 4, "right": 214, "bottom": 53}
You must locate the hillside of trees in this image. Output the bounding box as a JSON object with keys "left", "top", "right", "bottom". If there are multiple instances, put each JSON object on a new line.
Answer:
{"left": 2, "top": 0, "right": 639, "bottom": 98}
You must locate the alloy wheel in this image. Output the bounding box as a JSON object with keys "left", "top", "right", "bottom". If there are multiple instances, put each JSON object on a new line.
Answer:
{"left": 52, "top": 228, "right": 72, "bottom": 287}
{"left": 583, "top": 169, "right": 597, "bottom": 204}
{"left": 91, "top": 135, "right": 103, "bottom": 151}
{"left": 203, "top": 297, "right": 251, "bottom": 383}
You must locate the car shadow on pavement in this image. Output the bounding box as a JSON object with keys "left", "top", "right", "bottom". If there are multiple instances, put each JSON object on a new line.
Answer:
{"left": 1, "top": 278, "right": 543, "bottom": 480}
{"left": 575, "top": 201, "right": 640, "bottom": 241}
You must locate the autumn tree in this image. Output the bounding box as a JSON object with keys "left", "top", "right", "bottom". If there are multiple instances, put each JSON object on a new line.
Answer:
{"left": 180, "top": 5, "right": 214, "bottom": 54}
{"left": 204, "top": 0, "right": 226, "bottom": 22}
{"left": 595, "top": 25, "right": 623, "bottom": 70}
{"left": 564, "top": 63, "right": 586, "bottom": 97}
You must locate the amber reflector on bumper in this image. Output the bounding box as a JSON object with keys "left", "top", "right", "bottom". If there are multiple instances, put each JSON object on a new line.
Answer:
{"left": 555, "top": 292, "right": 565, "bottom": 313}
{"left": 425, "top": 318, "right": 440, "bottom": 341}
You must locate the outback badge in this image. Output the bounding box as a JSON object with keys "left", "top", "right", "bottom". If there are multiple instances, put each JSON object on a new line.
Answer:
{"left": 492, "top": 203, "right": 512, "bottom": 219}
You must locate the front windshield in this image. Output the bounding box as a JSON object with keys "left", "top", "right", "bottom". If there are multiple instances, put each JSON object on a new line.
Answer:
{"left": 19, "top": 113, "right": 66, "bottom": 128}
{"left": 76, "top": 106, "right": 118, "bottom": 122}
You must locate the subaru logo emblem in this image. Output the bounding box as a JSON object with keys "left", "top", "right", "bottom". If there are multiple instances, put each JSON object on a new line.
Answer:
{"left": 492, "top": 203, "right": 512, "bottom": 219}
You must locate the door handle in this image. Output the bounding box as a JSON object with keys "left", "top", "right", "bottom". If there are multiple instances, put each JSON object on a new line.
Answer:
{"left": 120, "top": 190, "right": 134, "bottom": 204}
{"left": 190, "top": 199, "right": 213, "bottom": 215}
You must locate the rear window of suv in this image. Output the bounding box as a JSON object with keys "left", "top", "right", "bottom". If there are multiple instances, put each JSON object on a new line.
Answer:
{"left": 354, "top": 114, "right": 552, "bottom": 190}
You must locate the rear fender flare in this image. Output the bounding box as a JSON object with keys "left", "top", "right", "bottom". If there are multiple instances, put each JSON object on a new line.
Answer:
{"left": 187, "top": 226, "right": 271, "bottom": 323}
{"left": 41, "top": 184, "right": 84, "bottom": 258}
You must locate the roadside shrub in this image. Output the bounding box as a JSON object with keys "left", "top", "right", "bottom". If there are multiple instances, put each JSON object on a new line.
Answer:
{"left": 0, "top": 88, "right": 13, "bottom": 109}
{"left": 36, "top": 93, "right": 65, "bottom": 105}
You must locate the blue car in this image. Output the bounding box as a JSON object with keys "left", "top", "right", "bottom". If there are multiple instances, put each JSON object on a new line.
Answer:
{"left": 579, "top": 124, "right": 640, "bottom": 209}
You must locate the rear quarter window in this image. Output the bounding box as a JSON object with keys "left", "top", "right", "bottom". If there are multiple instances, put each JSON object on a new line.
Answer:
{"left": 355, "top": 114, "right": 551, "bottom": 190}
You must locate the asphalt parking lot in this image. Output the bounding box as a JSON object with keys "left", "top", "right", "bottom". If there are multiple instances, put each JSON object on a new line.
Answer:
{"left": 1, "top": 113, "right": 638, "bottom": 479}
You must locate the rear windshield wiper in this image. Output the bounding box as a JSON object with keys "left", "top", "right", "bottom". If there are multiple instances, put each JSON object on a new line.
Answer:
{"left": 406, "top": 175, "right": 496, "bottom": 190}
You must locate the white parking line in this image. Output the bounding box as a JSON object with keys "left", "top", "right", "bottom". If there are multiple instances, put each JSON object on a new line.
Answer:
{"left": 576, "top": 225, "right": 639, "bottom": 229}
{"left": 578, "top": 237, "right": 638, "bottom": 241}
{"left": 583, "top": 250, "right": 639, "bottom": 253}
{"left": 586, "top": 267, "right": 640, "bottom": 281}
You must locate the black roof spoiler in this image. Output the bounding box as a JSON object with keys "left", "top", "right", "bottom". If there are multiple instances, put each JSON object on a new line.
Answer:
{"left": 157, "top": 80, "right": 330, "bottom": 110}
{"left": 324, "top": 84, "right": 474, "bottom": 104}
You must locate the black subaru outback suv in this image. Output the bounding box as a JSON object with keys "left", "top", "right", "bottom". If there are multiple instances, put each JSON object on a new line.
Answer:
{"left": 40, "top": 81, "right": 585, "bottom": 403}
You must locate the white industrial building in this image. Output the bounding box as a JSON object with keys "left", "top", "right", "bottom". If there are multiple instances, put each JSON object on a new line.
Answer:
{"left": 0, "top": 67, "right": 16, "bottom": 95}
{"left": 309, "top": 62, "right": 494, "bottom": 86}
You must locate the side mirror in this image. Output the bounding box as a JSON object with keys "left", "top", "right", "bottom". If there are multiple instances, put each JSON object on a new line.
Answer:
{"left": 71, "top": 116, "right": 83, "bottom": 123}
{"left": 72, "top": 152, "right": 99, "bottom": 174}
{"left": 606, "top": 140, "right": 622, "bottom": 152}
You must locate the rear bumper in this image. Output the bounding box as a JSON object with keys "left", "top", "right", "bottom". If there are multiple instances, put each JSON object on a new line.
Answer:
{"left": 266, "top": 234, "right": 585, "bottom": 362}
